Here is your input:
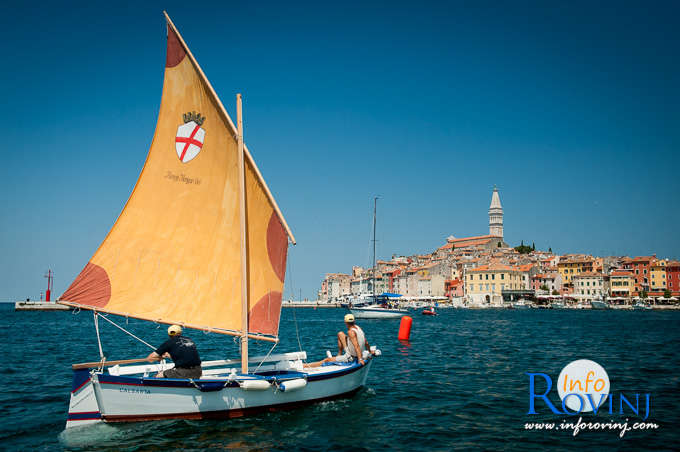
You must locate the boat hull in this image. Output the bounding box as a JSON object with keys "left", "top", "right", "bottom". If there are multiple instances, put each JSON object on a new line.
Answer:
{"left": 66, "top": 361, "right": 371, "bottom": 428}
{"left": 350, "top": 307, "right": 406, "bottom": 319}
{"left": 590, "top": 301, "right": 610, "bottom": 310}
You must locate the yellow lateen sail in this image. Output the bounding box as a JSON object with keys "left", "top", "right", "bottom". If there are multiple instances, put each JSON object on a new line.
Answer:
{"left": 60, "top": 15, "right": 294, "bottom": 340}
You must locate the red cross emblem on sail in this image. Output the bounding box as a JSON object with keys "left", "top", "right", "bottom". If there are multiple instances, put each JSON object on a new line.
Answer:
{"left": 175, "top": 121, "right": 206, "bottom": 163}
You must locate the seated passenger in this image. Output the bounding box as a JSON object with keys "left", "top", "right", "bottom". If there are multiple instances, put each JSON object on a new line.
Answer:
{"left": 146, "top": 325, "right": 202, "bottom": 378}
{"left": 307, "top": 314, "right": 373, "bottom": 367}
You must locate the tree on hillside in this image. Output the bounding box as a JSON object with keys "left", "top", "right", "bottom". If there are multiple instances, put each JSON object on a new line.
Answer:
{"left": 548, "top": 247, "right": 553, "bottom": 253}
{"left": 514, "top": 240, "right": 533, "bottom": 254}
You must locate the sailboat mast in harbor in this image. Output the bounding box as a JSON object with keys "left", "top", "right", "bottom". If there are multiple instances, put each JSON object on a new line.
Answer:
{"left": 372, "top": 196, "right": 378, "bottom": 300}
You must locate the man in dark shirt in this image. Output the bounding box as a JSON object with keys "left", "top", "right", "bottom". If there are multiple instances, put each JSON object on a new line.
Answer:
{"left": 146, "top": 325, "right": 202, "bottom": 379}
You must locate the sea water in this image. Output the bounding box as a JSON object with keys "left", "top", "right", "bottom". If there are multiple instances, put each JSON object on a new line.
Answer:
{"left": 1, "top": 304, "right": 678, "bottom": 451}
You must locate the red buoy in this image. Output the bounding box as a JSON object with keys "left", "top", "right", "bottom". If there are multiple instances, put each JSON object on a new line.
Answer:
{"left": 398, "top": 316, "right": 412, "bottom": 341}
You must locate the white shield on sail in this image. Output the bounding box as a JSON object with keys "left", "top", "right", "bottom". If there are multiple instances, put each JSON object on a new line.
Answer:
{"left": 175, "top": 121, "right": 206, "bottom": 163}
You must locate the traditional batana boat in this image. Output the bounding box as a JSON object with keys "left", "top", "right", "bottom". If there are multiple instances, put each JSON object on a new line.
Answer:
{"left": 59, "top": 12, "right": 378, "bottom": 429}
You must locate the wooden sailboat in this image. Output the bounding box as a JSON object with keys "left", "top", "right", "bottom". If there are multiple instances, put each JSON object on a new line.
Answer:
{"left": 59, "top": 12, "right": 377, "bottom": 429}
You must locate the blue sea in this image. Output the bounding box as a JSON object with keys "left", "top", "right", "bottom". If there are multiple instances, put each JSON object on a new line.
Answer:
{"left": 1, "top": 303, "right": 678, "bottom": 451}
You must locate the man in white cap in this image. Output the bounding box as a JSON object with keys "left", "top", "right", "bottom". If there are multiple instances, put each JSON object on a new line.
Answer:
{"left": 146, "top": 325, "right": 202, "bottom": 378}
{"left": 307, "top": 313, "right": 373, "bottom": 367}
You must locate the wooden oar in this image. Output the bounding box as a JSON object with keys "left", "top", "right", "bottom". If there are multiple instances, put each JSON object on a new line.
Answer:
{"left": 72, "top": 358, "right": 152, "bottom": 370}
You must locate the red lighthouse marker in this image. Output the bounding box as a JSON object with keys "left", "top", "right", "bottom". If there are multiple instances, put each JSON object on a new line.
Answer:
{"left": 44, "top": 269, "right": 53, "bottom": 302}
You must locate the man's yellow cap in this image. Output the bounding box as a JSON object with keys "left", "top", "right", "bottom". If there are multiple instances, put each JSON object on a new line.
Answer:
{"left": 344, "top": 313, "right": 355, "bottom": 323}
{"left": 168, "top": 325, "right": 182, "bottom": 336}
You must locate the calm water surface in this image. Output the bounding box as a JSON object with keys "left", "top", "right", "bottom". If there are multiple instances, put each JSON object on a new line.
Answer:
{"left": 1, "top": 304, "right": 678, "bottom": 451}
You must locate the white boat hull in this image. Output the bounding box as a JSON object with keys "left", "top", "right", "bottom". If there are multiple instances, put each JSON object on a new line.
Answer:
{"left": 350, "top": 307, "right": 407, "bottom": 319}
{"left": 590, "top": 300, "right": 610, "bottom": 310}
{"left": 66, "top": 356, "right": 372, "bottom": 428}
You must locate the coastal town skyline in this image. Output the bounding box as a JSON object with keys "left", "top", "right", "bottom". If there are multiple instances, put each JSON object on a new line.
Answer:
{"left": 1, "top": 2, "right": 678, "bottom": 302}
{"left": 319, "top": 187, "right": 680, "bottom": 304}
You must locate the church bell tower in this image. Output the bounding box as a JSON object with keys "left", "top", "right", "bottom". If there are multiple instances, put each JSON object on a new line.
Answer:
{"left": 489, "top": 185, "right": 503, "bottom": 238}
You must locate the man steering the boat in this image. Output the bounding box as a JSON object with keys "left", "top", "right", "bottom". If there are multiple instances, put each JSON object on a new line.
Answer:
{"left": 307, "top": 313, "right": 373, "bottom": 367}
{"left": 146, "top": 325, "right": 202, "bottom": 379}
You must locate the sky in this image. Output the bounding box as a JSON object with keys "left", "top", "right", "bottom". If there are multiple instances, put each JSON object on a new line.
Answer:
{"left": 1, "top": 1, "right": 678, "bottom": 301}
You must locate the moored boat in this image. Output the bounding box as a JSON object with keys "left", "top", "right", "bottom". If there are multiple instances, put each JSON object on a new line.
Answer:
{"left": 590, "top": 299, "right": 610, "bottom": 310}
{"left": 511, "top": 299, "right": 533, "bottom": 309}
{"left": 633, "top": 300, "right": 652, "bottom": 310}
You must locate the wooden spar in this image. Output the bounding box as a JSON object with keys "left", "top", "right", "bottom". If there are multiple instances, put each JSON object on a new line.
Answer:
{"left": 73, "top": 358, "right": 149, "bottom": 370}
{"left": 237, "top": 94, "right": 249, "bottom": 374}
{"left": 163, "top": 11, "right": 296, "bottom": 245}
{"left": 56, "top": 301, "right": 279, "bottom": 343}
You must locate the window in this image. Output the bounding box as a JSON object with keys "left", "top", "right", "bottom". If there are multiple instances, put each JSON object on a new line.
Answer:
{"left": 485, "top": 284, "right": 489, "bottom": 291}
{"left": 501, "top": 274, "right": 505, "bottom": 280}
{"left": 486, "top": 274, "right": 489, "bottom": 280}
{"left": 492, "top": 284, "right": 495, "bottom": 291}
{"left": 492, "top": 274, "right": 495, "bottom": 280}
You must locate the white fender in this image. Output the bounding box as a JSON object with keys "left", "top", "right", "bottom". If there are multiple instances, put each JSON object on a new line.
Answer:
{"left": 239, "top": 379, "right": 271, "bottom": 391}
{"left": 278, "top": 378, "right": 307, "bottom": 392}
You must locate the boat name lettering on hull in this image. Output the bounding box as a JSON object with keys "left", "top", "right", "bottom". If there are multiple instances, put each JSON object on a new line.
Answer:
{"left": 119, "top": 387, "right": 151, "bottom": 395}
{"left": 164, "top": 171, "right": 202, "bottom": 185}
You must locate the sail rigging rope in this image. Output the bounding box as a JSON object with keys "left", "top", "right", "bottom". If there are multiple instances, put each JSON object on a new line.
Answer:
{"left": 94, "top": 311, "right": 105, "bottom": 361}
{"left": 286, "top": 244, "right": 303, "bottom": 353}
{"left": 253, "top": 341, "right": 278, "bottom": 373}
{"left": 97, "top": 313, "right": 156, "bottom": 350}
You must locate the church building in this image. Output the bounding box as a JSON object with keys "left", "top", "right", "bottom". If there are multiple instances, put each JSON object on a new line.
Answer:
{"left": 439, "top": 186, "right": 507, "bottom": 252}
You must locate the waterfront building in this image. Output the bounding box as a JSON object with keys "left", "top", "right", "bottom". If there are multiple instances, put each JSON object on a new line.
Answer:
{"left": 666, "top": 261, "right": 680, "bottom": 296}
{"left": 622, "top": 255, "right": 655, "bottom": 294}
{"left": 650, "top": 259, "right": 668, "bottom": 292}
{"left": 466, "top": 263, "right": 523, "bottom": 305}
{"left": 557, "top": 255, "right": 595, "bottom": 290}
{"left": 572, "top": 272, "right": 608, "bottom": 302}
{"left": 445, "top": 279, "right": 464, "bottom": 298}
{"left": 517, "top": 264, "right": 538, "bottom": 290}
{"left": 531, "top": 272, "right": 562, "bottom": 294}
{"left": 610, "top": 270, "right": 635, "bottom": 298}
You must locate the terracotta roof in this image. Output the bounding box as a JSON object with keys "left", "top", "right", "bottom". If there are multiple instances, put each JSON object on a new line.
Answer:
{"left": 573, "top": 272, "right": 604, "bottom": 278}
{"left": 452, "top": 234, "right": 497, "bottom": 242}
{"left": 611, "top": 271, "right": 633, "bottom": 277}
{"left": 517, "top": 264, "right": 534, "bottom": 272}
{"left": 469, "top": 264, "right": 518, "bottom": 272}
{"left": 630, "top": 256, "right": 655, "bottom": 262}
{"left": 454, "top": 239, "right": 492, "bottom": 248}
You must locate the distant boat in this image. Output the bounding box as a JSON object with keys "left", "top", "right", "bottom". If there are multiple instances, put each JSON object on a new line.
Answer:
{"left": 421, "top": 307, "right": 437, "bottom": 316}
{"left": 58, "top": 13, "right": 379, "bottom": 429}
{"left": 511, "top": 299, "right": 532, "bottom": 309}
{"left": 351, "top": 295, "right": 407, "bottom": 319}
{"left": 590, "top": 299, "right": 610, "bottom": 310}
{"left": 350, "top": 199, "right": 406, "bottom": 320}
{"left": 633, "top": 300, "right": 652, "bottom": 310}
{"left": 550, "top": 301, "right": 567, "bottom": 309}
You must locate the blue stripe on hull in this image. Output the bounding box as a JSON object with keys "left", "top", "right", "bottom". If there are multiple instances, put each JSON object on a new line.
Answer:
{"left": 95, "top": 362, "right": 365, "bottom": 388}
{"left": 67, "top": 411, "right": 102, "bottom": 421}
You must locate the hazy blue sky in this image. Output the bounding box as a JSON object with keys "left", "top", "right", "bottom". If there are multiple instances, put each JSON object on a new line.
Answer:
{"left": 1, "top": 1, "right": 678, "bottom": 301}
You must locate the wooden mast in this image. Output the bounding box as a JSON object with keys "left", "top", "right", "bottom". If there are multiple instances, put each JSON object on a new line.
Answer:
{"left": 237, "top": 94, "right": 249, "bottom": 374}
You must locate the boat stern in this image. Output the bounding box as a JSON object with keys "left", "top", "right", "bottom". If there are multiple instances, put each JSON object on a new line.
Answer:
{"left": 66, "top": 368, "right": 102, "bottom": 428}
